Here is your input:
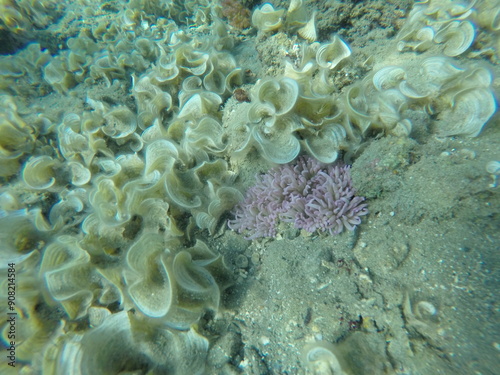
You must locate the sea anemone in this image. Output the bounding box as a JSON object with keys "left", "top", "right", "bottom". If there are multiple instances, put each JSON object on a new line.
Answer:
{"left": 228, "top": 156, "right": 368, "bottom": 239}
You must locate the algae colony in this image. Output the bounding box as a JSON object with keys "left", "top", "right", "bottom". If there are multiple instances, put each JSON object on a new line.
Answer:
{"left": 0, "top": 0, "right": 499, "bottom": 374}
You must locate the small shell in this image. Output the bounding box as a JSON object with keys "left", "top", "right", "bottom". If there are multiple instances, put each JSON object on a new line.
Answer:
{"left": 485, "top": 161, "right": 500, "bottom": 175}
{"left": 298, "top": 12, "right": 317, "bottom": 42}
{"left": 301, "top": 341, "right": 344, "bottom": 375}
{"left": 415, "top": 300, "right": 437, "bottom": 320}
{"left": 396, "top": 40, "right": 409, "bottom": 52}
{"left": 316, "top": 36, "right": 351, "bottom": 70}
{"left": 434, "top": 20, "right": 475, "bottom": 57}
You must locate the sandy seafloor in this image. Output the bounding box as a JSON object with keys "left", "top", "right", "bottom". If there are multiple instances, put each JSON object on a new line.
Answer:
{"left": 1, "top": 0, "right": 499, "bottom": 374}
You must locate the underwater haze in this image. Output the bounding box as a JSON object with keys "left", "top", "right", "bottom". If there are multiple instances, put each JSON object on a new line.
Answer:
{"left": 0, "top": 0, "right": 499, "bottom": 374}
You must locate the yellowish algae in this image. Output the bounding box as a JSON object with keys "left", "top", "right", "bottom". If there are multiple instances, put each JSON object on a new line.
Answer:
{"left": 0, "top": 0, "right": 498, "bottom": 374}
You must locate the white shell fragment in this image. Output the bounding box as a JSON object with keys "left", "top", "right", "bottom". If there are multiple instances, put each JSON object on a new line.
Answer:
{"left": 486, "top": 161, "right": 500, "bottom": 175}
{"left": 301, "top": 341, "right": 346, "bottom": 375}
{"left": 486, "top": 160, "right": 500, "bottom": 187}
